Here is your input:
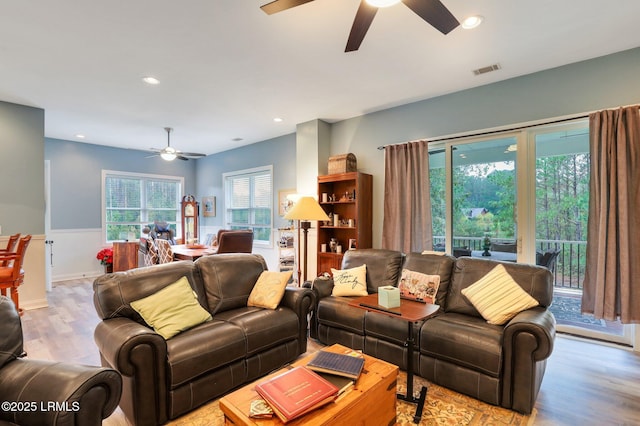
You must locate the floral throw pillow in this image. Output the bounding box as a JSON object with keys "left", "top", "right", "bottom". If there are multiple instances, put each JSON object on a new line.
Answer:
{"left": 399, "top": 269, "right": 440, "bottom": 304}
{"left": 331, "top": 264, "right": 368, "bottom": 297}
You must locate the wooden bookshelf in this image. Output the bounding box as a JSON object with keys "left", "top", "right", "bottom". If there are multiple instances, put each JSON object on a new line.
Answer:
{"left": 317, "top": 172, "right": 372, "bottom": 275}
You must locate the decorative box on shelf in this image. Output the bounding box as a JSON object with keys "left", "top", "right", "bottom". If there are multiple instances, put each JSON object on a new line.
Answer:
{"left": 328, "top": 153, "right": 357, "bottom": 175}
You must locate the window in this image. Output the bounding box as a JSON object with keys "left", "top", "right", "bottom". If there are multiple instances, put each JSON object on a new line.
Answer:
{"left": 224, "top": 166, "right": 273, "bottom": 246}
{"left": 102, "top": 170, "right": 183, "bottom": 243}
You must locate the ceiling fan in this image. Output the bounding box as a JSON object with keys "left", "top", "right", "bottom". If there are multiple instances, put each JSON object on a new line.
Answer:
{"left": 147, "top": 127, "right": 206, "bottom": 161}
{"left": 260, "top": 0, "right": 460, "bottom": 52}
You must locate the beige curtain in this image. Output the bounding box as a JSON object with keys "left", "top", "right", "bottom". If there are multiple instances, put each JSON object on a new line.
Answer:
{"left": 582, "top": 105, "right": 640, "bottom": 323}
{"left": 382, "top": 141, "right": 432, "bottom": 253}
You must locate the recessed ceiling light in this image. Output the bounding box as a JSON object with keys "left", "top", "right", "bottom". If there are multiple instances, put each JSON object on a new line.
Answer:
{"left": 142, "top": 76, "right": 160, "bottom": 85}
{"left": 461, "top": 15, "right": 483, "bottom": 29}
{"left": 366, "top": 0, "right": 401, "bottom": 7}
{"left": 75, "top": 134, "right": 85, "bottom": 139}
{"left": 273, "top": 117, "right": 283, "bottom": 123}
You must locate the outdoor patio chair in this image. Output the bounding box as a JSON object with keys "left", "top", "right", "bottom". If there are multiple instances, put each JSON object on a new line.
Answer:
{"left": 536, "top": 249, "right": 561, "bottom": 274}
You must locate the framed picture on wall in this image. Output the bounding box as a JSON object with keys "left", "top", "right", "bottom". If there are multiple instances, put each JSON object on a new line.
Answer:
{"left": 202, "top": 196, "right": 216, "bottom": 217}
{"left": 279, "top": 189, "right": 296, "bottom": 216}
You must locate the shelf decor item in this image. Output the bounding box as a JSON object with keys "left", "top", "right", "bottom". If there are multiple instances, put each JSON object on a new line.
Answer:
{"left": 328, "top": 153, "right": 357, "bottom": 175}
{"left": 285, "top": 196, "right": 330, "bottom": 283}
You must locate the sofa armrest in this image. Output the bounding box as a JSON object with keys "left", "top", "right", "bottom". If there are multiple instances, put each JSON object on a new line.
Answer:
{"left": 94, "top": 318, "right": 169, "bottom": 425}
{"left": 280, "top": 287, "right": 315, "bottom": 354}
{"left": 0, "top": 359, "right": 121, "bottom": 426}
{"left": 307, "top": 277, "right": 334, "bottom": 339}
{"left": 501, "top": 307, "right": 556, "bottom": 413}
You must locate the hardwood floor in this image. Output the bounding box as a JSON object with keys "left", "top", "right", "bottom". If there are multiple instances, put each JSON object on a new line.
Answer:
{"left": 19, "top": 279, "right": 640, "bottom": 425}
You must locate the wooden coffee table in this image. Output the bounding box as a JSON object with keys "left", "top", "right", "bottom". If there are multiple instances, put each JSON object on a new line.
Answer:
{"left": 219, "top": 344, "right": 398, "bottom": 425}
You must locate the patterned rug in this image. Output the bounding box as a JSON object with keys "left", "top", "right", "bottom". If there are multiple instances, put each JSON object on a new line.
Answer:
{"left": 168, "top": 372, "right": 535, "bottom": 425}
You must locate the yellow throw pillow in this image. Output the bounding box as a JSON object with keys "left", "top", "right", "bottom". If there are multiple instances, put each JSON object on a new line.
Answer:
{"left": 247, "top": 271, "right": 293, "bottom": 309}
{"left": 331, "top": 264, "right": 368, "bottom": 297}
{"left": 130, "top": 276, "right": 212, "bottom": 339}
{"left": 461, "top": 264, "right": 539, "bottom": 325}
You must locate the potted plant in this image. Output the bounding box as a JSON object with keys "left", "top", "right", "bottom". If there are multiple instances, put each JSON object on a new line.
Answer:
{"left": 96, "top": 247, "right": 114, "bottom": 273}
{"left": 482, "top": 234, "right": 492, "bottom": 257}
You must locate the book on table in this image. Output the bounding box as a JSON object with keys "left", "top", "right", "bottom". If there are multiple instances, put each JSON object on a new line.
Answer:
{"left": 254, "top": 366, "right": 339, "bottom": 423}
{"left": 307, "top": 350, "right": 365, "bottom": 381}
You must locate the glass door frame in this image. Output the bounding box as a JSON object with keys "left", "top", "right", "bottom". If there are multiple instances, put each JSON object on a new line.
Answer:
{"left": 433, "top": 120, "right": 634, "bottom": 346}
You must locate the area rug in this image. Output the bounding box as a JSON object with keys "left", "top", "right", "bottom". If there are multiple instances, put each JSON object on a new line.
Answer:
{"left": 167, "top": 372, "right": 535, "bottom": 425}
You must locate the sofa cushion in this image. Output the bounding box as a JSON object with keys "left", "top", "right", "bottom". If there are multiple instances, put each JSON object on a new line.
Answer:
{"left": 403, "top": 252, "right": 455, "bottom": 307}
{"left": 342, "top": 249, "right": 404, "bottom": 293}
{"left": 166, "top": 319, "right": 246, "bottom": 388}
{"left": 130, "top": 276, "right": 212, "bottom": 339}
{"left": 196, "top": 254, "right": 267, "bottom": 315}
{"left": 215, "top": 307, "right": 300, "bottom": 356}
{"left": 461, "top": 265, "right": 539, "bottom": 325}
{"left": 317, "top": 296, "right": 366, "bottom": 336}
{"left": 247, "top": 271, "right": 292, "bottom": 309}
{"left": 420, "top": 312, "right": 503, "bottom": 377}
{"left": 445, "top": 257, "right": 553, "bottom": 317}
{"left": 331, "top": 265, "right": 368, "bottom": 296}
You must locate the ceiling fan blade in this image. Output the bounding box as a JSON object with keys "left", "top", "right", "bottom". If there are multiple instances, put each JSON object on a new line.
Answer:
{"left": 177, "top": 155, "right": 189, "bottom": 161}
{"left": 345, "top": 1, "right": 378, "bottom": 52}
{"left": 402, "top": 0, "right": 459, "bottom": 35}
{"left": 261, "top": 0, "right": 315, "bottom": 15}
{"left": 177, "top": 151, "right": 206, "bottom": 158}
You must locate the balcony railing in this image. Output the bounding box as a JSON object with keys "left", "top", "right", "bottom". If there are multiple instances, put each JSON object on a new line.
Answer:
{"left": 432, "top": 236, "right": 586, "bottom": 290}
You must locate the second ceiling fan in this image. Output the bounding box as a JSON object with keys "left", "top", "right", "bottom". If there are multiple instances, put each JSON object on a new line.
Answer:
{"left": 261, "top": 0, "right": 460, "bottom": 52}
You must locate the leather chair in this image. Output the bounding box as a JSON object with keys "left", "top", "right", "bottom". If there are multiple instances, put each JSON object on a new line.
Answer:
{"left": 0, "top": 235, "right": 31, "bottom": 315}
{"left": 0, "top": 296, "right": 122, "bottom": 425}
{"left": 0, "top": 233, "right": 20, "bottom": 267}
{"left": 215, "top": 229, "right": 254, "bottom": 254}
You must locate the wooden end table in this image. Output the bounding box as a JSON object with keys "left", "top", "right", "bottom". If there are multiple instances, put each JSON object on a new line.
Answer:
{"left": 349, "top": 293, "right": 439, "bottom": 423}
{"left": 219, "top": 344, "right": 398, "bottom": 425}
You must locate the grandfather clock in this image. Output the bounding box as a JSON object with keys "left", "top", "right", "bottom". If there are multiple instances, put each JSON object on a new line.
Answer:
{"left": 181, "top": 195, "right": 199, "bottom": 245}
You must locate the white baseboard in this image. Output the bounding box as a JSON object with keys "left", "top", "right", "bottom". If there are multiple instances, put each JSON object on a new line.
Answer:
{"left": 21, "top": 298, "right": 49, "bottom": 311}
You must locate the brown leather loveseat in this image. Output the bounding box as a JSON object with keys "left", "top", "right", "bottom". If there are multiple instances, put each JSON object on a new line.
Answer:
{"left": 310, "top": 249, "right": 555, "bottom": 414}
{"left": 93, "top": 254, "right": 314, "bottom": 425}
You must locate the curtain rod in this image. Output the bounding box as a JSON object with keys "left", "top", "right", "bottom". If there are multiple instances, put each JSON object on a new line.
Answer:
{"left": 377, "top": 103, "right": 640, "bottom": 151}
{"left": 376, "top": 114, "right": 590, "bottom": 150}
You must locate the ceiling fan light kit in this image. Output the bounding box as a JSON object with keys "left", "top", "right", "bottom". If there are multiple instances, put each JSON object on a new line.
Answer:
{"left": 261, "top": 0, "right": 460, "bottom": 52}
{"left": 148, "top": 127, "right": 206, "bottom": 162}
{"left": 366, "top": 0, "right": 401, "bottom": 7}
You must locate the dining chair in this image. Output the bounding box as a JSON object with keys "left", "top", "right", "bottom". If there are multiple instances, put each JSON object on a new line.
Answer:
{"left": 0, "top": 233, "right": 21, "bottom": 267}
{"left": 0, "top": 235, "right": 32, "bottom": 315}
{"left": 215, "top": 229, "right": 254, "bottom": 254}
{"left": 156, "top": 239, "right": 175, "bottom": 263}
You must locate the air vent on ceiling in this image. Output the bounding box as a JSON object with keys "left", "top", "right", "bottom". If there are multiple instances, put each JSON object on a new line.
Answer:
{"left": 473, "top": 63, "right": 501, "bottom": 76}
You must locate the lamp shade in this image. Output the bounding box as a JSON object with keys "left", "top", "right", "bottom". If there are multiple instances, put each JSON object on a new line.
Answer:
{"left": 284, "top": 196, "right": 330, "bottom": 221}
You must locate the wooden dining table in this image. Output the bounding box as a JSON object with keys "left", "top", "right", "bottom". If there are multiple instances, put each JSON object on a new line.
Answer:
{"left": 171, "top": 244, "right": 217, "bottom": 261}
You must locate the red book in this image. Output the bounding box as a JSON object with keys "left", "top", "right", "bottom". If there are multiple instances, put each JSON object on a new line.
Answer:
{"left": 255, "top": 366, "right": 339, "bottom": 423}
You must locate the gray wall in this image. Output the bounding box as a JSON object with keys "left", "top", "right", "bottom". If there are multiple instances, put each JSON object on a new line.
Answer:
{"left": 0, "top": 101, "right": 45, "bottom": 235}
{"left": 195, "top": 133, "right": 297, "bottom": 231}
{"left": 330, "top": 47, "right": 640, "bottom": 247}
{"left": 45, "top": 138, "right": 197, "bottom": 229}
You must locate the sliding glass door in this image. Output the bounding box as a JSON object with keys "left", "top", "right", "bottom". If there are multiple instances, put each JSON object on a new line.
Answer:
{"left": 429, "top": 120, "right": 632, "bottom": 345}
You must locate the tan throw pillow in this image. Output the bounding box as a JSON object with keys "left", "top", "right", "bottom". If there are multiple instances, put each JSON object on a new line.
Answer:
{"left": 130, "top": 276, "right": 212, "bottom": 339}
{"left": 461, "top": 264, "right": 539, "bottom": 325}
{"left": 331, "top": 264, "right": 368, "bottom": 297}
{"left": 399, "top": 269, "right": 440, "bottom": 304}
{"left": 247, "top": 271, "right": 292, "bottom": 309}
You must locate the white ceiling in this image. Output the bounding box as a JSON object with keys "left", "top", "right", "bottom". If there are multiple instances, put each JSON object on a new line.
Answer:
{"left": 1, "top": 0, "right": 639, "bottom": 156}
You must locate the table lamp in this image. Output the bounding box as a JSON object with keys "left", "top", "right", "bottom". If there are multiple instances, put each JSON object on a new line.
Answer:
{"left": 284, "top": 196, "right": 330, "bottom": 283}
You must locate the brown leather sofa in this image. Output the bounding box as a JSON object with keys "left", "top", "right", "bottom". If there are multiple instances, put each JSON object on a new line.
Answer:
{"left": 93, "top": 254, "right": 314, "bottom": 425}
{"left": 0, "top": 296, "right": 122, "bottom": 426}
{"left": 310, "top": 249, "right": 555, "bottom": 414}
